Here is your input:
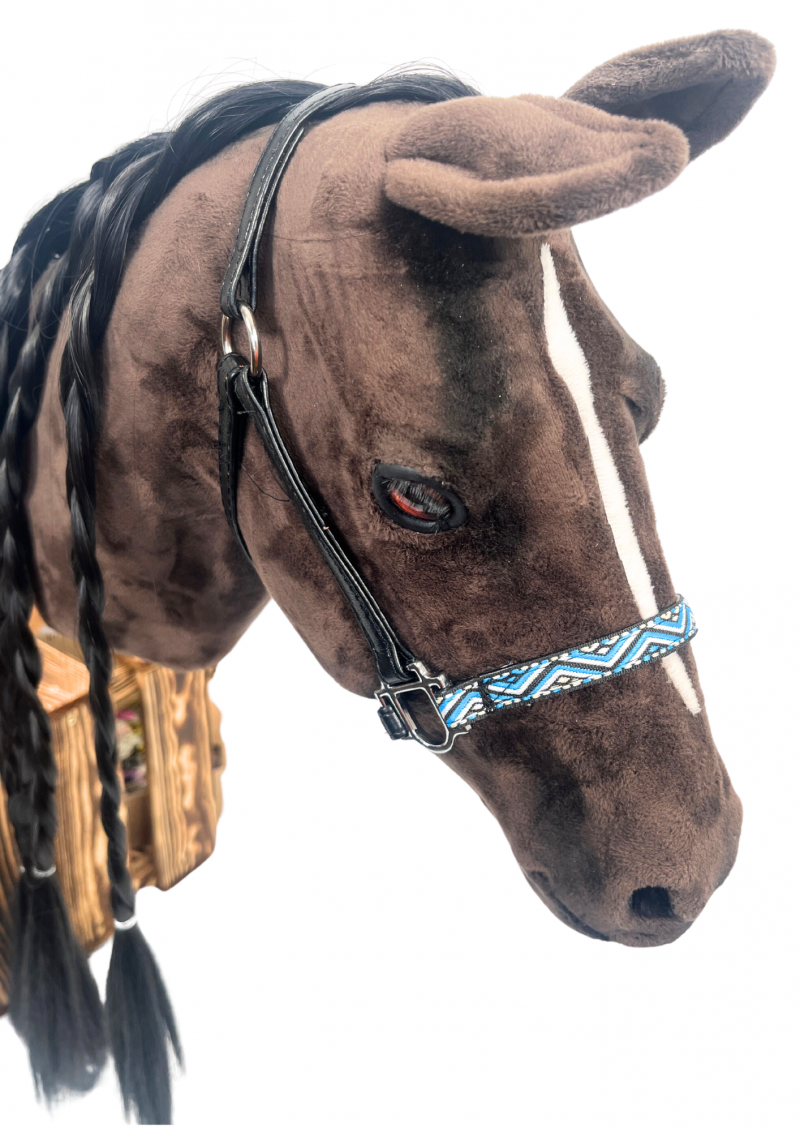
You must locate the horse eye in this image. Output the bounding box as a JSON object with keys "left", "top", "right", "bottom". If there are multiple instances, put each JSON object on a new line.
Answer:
{"left": 388, "top": 480, "right": 450, "bottom": 520}
{"left": 372, "top": 463, "right": 468, "bottom": 533}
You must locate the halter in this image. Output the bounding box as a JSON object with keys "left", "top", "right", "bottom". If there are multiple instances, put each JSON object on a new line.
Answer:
{"left": 217, "top": 88, "right": 697, "bottom": 755}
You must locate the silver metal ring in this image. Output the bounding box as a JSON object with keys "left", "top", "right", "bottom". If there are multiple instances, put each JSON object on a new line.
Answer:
{"left": 239, "top": 304, "right": 261, "bottom": 375}
{"left": 219, "top": 304, "right": 261, "bottom": 375}
{"left": 114, "top": 914, "right": 138, "bottom": 932}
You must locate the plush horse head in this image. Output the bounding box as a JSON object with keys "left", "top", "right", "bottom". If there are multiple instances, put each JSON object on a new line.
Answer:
{"left": 1, "top": 28, "right": 774, "bottom": 1122}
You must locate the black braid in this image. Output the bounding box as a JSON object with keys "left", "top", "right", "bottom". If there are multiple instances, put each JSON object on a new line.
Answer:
{"left": 60, "top": 264, "right": 137, "bottom": 919}
{"left": 0, "top": 255, "right": 74, "bottom": 873}
{"left": 0, "top": 187, "right": 109, "bottom": 1100}
{"left": 0, "top": 184, "right": 109, "bottom": 868}
{"left": 0, "top": 184, "right": 86, "bottom": 421}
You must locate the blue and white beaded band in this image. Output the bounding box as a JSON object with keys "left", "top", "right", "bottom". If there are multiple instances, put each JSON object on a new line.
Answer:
{"left": 436, "top": 597, "right": 697, "bottom": 730}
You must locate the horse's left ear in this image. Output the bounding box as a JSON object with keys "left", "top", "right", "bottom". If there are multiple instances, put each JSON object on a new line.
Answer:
{"left": 383, "top": 95, "right": 688, "bottom": 237}
{"left": 564, "top": 30, "right": 775, "bottom": 159}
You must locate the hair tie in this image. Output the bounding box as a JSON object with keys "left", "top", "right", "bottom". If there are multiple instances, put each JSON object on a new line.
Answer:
{"left": 20, "top": 864, "right": 57, "bottom": 880}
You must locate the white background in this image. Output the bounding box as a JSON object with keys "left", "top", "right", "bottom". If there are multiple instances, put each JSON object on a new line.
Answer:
{"left": 1, "top": 0, "right": 797, "bottom": 1128}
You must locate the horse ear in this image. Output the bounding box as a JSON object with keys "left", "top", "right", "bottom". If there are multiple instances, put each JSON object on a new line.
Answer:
{"left": 563, "top": 30, "right": 775, "bottom": 160}
{"left": 383, "top": 95, "right": 688, "bottom": 237}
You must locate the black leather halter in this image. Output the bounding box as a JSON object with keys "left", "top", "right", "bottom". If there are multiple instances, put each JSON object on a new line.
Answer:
{"left": 217, "top": 88, "right": 461, "bottom": 751}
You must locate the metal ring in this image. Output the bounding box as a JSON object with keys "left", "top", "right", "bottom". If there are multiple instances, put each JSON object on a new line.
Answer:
{"left": 219, "top": 304, "right": 261, "bottom": 375}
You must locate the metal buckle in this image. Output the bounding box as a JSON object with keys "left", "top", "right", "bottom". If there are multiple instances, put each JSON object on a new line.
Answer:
{"left": 375, "top": 660, "right": 470, "bottom": 754}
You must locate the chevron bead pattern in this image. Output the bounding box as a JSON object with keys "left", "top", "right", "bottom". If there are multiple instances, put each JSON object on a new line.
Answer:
{"left": 436, "top": 598, "right": 697, "bottom": 730}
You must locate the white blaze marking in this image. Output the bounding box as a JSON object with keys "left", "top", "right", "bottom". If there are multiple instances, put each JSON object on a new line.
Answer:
{"left": 540, "top": 244, "right": 700, "bottom": 715}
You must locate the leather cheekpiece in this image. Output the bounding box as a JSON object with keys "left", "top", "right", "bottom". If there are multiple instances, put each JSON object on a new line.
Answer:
{"left": 217, "top": 86, "right": 418, "bottom": 692}
{"left": 232, "top": 367, "right": 414, "bottom": 688}
{"left": 217, "top": 352, "right": 252, "bottom": 563}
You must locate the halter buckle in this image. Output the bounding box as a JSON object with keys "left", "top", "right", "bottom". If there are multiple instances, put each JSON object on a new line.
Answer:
{"left": 376, "top": 661, "right": 469, "bottom": 754}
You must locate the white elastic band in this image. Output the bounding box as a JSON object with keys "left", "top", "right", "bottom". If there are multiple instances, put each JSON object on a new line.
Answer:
{"left": 114, "top": 914, "right": 138, "bottom": 932}
{"left": 20, "top": 864, "right": 57, "bottom": 880}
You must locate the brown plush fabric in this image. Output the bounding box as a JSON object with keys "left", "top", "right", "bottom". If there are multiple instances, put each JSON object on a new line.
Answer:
{"left": 27, "top": 175, "right": 270, "bottom": 671}
{"left": 25, "top": 31, "right": 774, "bottom": 944}
{"left": 564, "top": 30, "right": 775, "bottom": 158}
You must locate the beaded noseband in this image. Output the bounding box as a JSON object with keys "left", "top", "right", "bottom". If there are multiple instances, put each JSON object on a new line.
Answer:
{"left": 217, "top": 88, "right": 698, "bottom": 755}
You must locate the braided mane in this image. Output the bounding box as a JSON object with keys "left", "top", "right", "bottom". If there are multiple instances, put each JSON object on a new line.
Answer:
{"left": 0, "top": 69, "right": 476, "bottom": 1121}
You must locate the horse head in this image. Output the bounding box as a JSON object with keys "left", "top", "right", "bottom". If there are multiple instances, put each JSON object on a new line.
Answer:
{"left": 24, "top": 31, "right": 773, "bottom": 978}
{"left": 237, "top": 31, "right": 772, "bottom": 945}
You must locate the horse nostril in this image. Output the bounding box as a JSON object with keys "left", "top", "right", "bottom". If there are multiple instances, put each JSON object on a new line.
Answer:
{"left": 629, "top": 886, "right": 675, "bottom": 920}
